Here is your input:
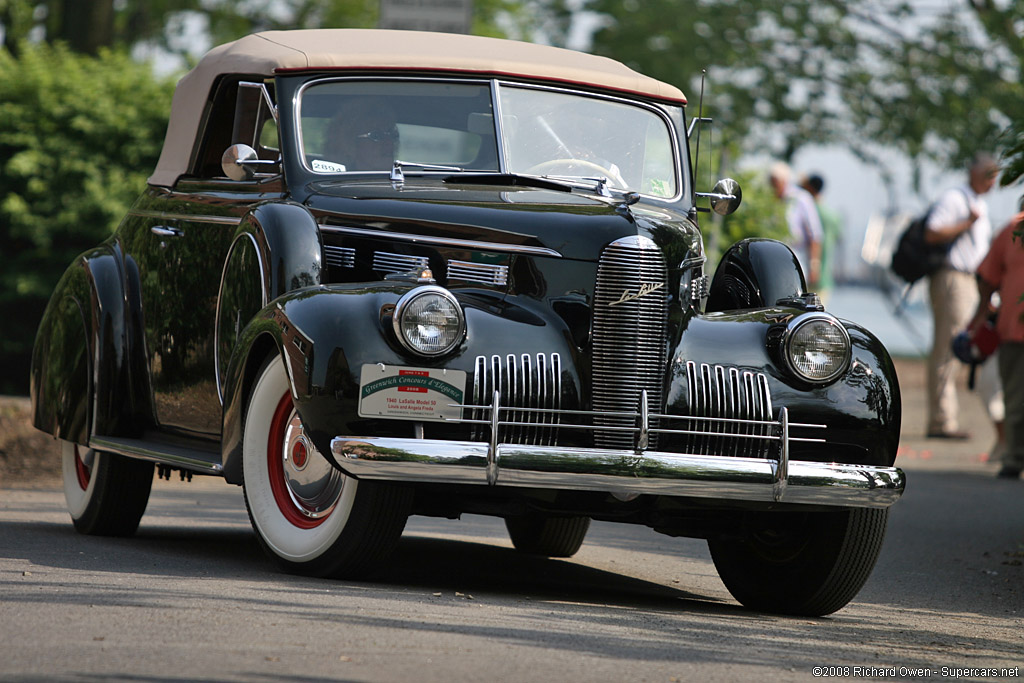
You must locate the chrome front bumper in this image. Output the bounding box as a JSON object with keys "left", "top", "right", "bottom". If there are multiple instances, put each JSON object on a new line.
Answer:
{"left": 330, "top": 437, "right": 905, "bottom": 509}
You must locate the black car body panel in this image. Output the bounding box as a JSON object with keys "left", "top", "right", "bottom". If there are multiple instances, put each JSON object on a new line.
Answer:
{"left": 30, "top": 29, "right": 904, "bottom": 615}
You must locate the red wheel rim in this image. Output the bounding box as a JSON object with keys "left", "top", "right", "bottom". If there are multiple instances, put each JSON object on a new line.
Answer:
{"left": 74, "top": 445, "right": 91, "bottom": 491}
{"left": 266, "top": 392, "right": 330, "bottom": 529}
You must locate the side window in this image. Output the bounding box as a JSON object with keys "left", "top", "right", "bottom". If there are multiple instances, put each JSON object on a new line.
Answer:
{"left": 192, "top": 78, "right": 278, "bottom": 180}
{"left": 232, "top": 82, "right": 278, "bottom": 163}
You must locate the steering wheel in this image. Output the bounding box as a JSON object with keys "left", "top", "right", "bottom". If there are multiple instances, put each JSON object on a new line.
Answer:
{"left": 526, "top": 158, "right": 627, "bottom": 188}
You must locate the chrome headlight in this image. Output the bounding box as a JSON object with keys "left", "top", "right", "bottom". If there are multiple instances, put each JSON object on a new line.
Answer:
{"left": 393, "top": 286, "right": 465, "bottom": 357}
{"left": 783, "top": 313, "right": 851, "bottom": 383}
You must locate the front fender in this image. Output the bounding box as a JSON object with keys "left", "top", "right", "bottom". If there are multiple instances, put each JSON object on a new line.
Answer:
{"left": 706, "top": 238, "right": 806, "bottom": 312}
{"left": 668, "top": 310, "right": 901, "bottom": 467}
{"left": 220, "top": 284, "right": 582, "bottom": 483}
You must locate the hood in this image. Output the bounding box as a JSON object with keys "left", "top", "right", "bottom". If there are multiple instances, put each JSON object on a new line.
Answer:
{"left": 304, "top": 178, "right": 701, "bottom": 263}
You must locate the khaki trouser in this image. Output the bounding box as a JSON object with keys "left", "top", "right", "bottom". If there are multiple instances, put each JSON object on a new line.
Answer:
{"left": 999, "top": 342, "right": 1024, "bottom": 471}
{"left": 927, "top": 268, "right": 978, "bottom": 434}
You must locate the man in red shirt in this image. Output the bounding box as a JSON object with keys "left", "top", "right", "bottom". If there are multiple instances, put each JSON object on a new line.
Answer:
{"left": 973, "top": 205, "right": 1024, "bottom": 478}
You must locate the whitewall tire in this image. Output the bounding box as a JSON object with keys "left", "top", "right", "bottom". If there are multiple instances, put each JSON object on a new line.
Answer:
{"left": 242, "top": 354, "right": 410, "bottom": 578}
{"left": 61, "top": 440, "right": 153, "bottom": 536}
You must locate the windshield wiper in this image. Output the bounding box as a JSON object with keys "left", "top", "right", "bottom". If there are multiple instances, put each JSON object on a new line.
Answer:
{"left": 541, "top": 174, "right": 614, "bottom": 197}
{"left": 442, "top": 172, "right": 574, "bottom": 193}
{"left": 390, "top": 160, "right": 463, "bottom": 184}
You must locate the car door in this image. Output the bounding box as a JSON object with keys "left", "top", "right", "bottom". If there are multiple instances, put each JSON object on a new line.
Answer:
{"left": 127, "top": 79, "right": 282, "bottom": 439}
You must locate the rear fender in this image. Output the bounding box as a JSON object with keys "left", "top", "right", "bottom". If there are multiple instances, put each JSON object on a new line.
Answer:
{"left": 30, "top": 244, "right": 141, "bottom": 444}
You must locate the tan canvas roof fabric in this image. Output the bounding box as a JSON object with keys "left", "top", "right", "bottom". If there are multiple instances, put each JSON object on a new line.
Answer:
{"left": 148, "top": 29, "right": 686, "bottom": 187}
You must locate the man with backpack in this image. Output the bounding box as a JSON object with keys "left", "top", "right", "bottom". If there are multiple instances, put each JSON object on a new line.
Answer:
{"left": 924, "top": 153, "right": 1000, "bottom": 440}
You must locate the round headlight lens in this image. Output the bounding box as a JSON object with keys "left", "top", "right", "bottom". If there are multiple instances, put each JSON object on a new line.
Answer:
{"left": 785, "top": 316, "right": 850, "bottom": 382}
{"left": 394, "top": 287, "right": 464, "bottom": 357}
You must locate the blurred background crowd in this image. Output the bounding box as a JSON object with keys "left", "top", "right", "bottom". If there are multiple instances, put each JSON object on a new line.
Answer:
{"left": 1, "top": 0, "right": 1022, "bottom": 397}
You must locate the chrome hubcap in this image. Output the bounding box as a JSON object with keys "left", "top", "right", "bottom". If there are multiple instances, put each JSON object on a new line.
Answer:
{"left": 280, "top": 408, "right": 344, "bottom": 519}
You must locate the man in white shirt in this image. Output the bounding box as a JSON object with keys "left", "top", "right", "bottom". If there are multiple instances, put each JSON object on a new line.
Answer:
{"left": 924, "top": 153, "right": 1000, "bottom": 439}
{"left": 769, "top": 162, "right": 824, "bottom": 287}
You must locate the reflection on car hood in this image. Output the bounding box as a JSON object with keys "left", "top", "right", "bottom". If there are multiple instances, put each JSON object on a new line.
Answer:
{"left": 305, "top": 178, "right": 700, "bottom": 263}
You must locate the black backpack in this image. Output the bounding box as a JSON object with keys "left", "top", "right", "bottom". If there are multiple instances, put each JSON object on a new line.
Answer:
{"left": 890, "top": 192, "right": 964, "bottom": 284}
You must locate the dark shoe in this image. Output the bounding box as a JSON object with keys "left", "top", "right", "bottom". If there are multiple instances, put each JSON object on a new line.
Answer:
{"left": 926, "top": 430, "right": 972, "bottom": 440}
{"left": 997, "top": 467, "right": 1022, "bottom": 480}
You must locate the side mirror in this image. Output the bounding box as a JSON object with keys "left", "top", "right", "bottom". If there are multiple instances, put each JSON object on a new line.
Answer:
{"left": 697, "top": 178, "right": 742, "bottom": 216}
{"left": 221, "top": 143, "right": 278, "bottom": 181}
{"left": 711, "top": 178, "right": 742, "bottom": 215}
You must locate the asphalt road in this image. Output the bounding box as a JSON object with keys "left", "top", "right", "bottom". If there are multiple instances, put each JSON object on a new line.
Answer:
{"left": 0, "top": 458, "right": 1021, "bottom": 683}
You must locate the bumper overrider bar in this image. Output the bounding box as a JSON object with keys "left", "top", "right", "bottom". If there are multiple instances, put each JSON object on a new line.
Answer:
{"left": 330, "top": 391, "right": 905, "bottom": 509}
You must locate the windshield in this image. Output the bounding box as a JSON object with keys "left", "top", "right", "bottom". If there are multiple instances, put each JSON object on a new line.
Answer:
{"left": 498, "top": 85, "right": 677, "bottom": 198}
{"left": 297, "top": 79, "right": 679, "bottom": 199}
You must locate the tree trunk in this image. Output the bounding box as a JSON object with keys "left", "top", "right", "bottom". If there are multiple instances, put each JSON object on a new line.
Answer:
{"left": 55, "top": 0, "right": 115, "bottom": 54}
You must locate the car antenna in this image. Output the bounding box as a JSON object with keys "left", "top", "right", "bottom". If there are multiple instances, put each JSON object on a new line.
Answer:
{"left": 693, "top": 69, "right": 706, "bottom": 187}
{"left": 688, "top": 70, "right": 713, "bottom": 218}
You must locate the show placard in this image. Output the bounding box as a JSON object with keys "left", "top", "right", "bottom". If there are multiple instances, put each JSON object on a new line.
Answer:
{"left": 359, "top": 364, "right": 466, "bottom": 421}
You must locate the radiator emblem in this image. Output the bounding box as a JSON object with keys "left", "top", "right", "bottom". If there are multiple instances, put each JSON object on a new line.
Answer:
{"left": 609, "top": 281, "right": 665, "bottom": 306}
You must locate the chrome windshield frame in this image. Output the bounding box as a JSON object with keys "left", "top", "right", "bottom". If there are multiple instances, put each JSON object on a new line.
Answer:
{"left": 493, "top": 79, "right": 685, "bottom": 203}
{"left": 289, "top": 75, "right": 685, "bottom": 202}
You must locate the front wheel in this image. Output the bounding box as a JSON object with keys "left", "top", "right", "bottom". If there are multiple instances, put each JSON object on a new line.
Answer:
{"left": 61, "top": 440, "right": 153, "bottom": 536}
{"left": 242, "top": 355, "right": 411, "bottom": 578}
{"left": 707, "top": 508, "right": 888, "bottom": 616}
{"left": 504, "top": 514, "right": 590, "bottom": 557}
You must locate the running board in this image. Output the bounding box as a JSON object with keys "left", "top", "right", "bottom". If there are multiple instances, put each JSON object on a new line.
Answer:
{"left": 89, "top": 435, "right": 224, "bottom": 475}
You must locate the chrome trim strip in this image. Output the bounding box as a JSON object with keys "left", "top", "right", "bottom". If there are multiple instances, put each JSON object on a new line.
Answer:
{"left": 320, "top": 224, "right": 562, "bottom": 258}
{"left": 774, "top": 407, "right": 789, "bottom": 502}
{"left": 90, "top": 436, "right": 223, "bottom": 475}
{"left": 491, "top": 79, "right": 509, "bottom": 172}
{"left": 129, "top": 209, "right": 242, "bottom": 226}
{"left": 331, "top": 436, "right": 904, "bottom": 509}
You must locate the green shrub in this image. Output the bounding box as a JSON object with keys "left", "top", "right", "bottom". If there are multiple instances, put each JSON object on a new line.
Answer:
{"left": 0, "top": 42, "right": 175, "bottom": 393}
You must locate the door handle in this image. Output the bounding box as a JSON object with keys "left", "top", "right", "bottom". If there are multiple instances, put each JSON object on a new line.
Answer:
{"left": 151, "top": 225, "right": 185, "bottom": 238}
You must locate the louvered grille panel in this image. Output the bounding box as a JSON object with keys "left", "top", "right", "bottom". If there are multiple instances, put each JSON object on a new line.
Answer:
{"left": 684, "top": 361, "right": 775, "bottom": 458}
{"left": 373, "top": 251, "right": 430, "bottom": 275}
{"left": 447, "top": 260, "right": 508, "bottom": 286}
{"left": 591, "top": 236, "right": 668, "bottom": 449}
{"left": 470, "top": 354, "right": 561, "bottom": 445}
{"left": 323, "top": 245, "right": 355, "bottom": 268}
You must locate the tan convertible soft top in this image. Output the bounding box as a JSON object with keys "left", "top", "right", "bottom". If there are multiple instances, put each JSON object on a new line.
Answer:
{"left": 148, "top": 29, "right": 687, "bottom": 187}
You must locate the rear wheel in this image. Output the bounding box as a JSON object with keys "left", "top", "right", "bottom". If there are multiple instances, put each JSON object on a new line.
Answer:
{"left": 504, "top": 514, "right": 590, "bottom": 557}
{"left": 61, "top": 440, "right": 153, "bottom": 536}
{"left": 708, "top": 508, "right": 888, "bottom": 616}
{"left": 242, "top": 355, "right": 410, "bottom": 578}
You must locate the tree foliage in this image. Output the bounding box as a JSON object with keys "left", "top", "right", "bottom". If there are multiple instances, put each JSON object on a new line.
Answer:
{"left": 0, "top": 43, "right": 174, "bottom": 392}
{"left": 0, "top": 0, "right": 549, "bottom": 59}
{"left": 584, "top": 0, "right": 1023, "bottom": 186}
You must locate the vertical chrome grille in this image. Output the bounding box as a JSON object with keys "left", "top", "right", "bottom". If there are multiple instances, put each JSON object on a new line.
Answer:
{"left": 684, "top": 361, "right": 774, "bottom": 458}
{"left": 470, "top": 353, "right": 561, "bottom": 445}
{"left": 591, "top": 235, "right": 668, "bottom": 449}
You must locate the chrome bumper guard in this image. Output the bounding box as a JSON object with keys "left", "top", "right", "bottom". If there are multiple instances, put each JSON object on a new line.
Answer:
{"left": 331, "top": 402, "right": 905, "bottom": 509}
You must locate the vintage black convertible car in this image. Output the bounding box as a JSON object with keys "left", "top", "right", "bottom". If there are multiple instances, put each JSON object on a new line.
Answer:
{"left": 31, "top": 29, "right": 904, "bottom": 616}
